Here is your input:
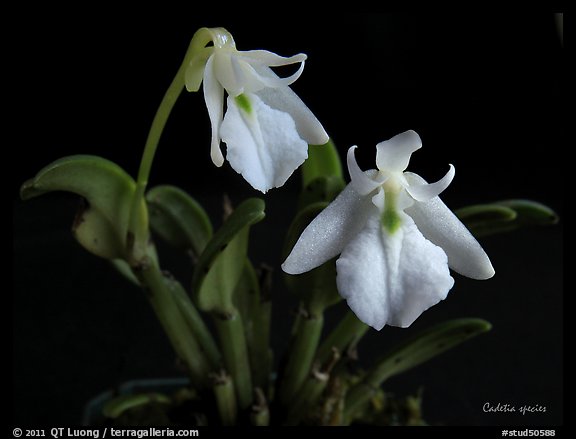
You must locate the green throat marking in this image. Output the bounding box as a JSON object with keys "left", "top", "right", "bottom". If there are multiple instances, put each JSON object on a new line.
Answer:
{"left": 381, "top": 191, "right": 402, "bottom": 234}
{"left": 235, "top": 94, "right": 252, "bottom": 114}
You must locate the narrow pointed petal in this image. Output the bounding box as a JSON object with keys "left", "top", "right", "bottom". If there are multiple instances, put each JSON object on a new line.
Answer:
{"left": 376, "top": 130, "right": 422, "bottom": 172}
{"left": 202, "top": 56, "right": 225, "bottom": 167}
{"left": 242, "top": 60, "right": 305, "bottom": 89}
{"left": 220, "top": 93, "right": 308, "bottom": 193}
{"left": 347, "top": 146, "right": 385, "bottom": 196}
{"left": 239, "top": 50, "right": 307, "bottom": 66}
{"left": 254, "top": 66, "right": 328, "bottom": 145}
{"left": 406, "top": 164, "right": 455, "bottom": 202}
{"left": 282, "top": 184, "right": 375, "bottom": 274}
{"left": 336, "top": 214, "right": 454, "bottom": 330}
{"left": 404, "top": 173, "right": 495, "bottom": 280}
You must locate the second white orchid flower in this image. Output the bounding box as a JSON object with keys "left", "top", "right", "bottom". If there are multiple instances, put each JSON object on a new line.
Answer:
{"left": 282, "top": 130, "right": 495, "bottom": 330}
{"left": 185, "top": 27, "right": 328, "bottom": 193}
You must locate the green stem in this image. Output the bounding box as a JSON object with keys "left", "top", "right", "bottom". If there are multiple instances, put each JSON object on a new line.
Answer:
{"left": 250, "top": 388, "right": 270, "bottom": 426}
{"left": 316, "top": 311, "right": 368, "bottom": 364}
{"left": 127, "top": 28, "right": 215, "bottom": 260}
{"left": 284, "top": 368, "right": 328, "bottom": 425}
{"left": 214, "top": 309, "right": 253, "bottom": 410}
{"left": 171, "top": 282, "right": 221, "bottom": 370}
{"left": 278, "top": 304, "right": 325, "bottom": 407}
{"left": 135, "top": 260, "right": 210, "bottom": 389}
{"left": 212, "top": 373, "right": 237, "bottom": 426}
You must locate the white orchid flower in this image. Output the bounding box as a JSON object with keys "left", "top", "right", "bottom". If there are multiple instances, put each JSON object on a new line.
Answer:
{"left": 185, "top": 27, "right": 328, "bottom": 193}
{"left": 282, "top": 130, "right": 495, "bottom": 330}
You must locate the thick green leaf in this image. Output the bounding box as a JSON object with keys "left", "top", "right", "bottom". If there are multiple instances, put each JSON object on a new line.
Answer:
{"left": 456, "top": 204, "right": 517, "bottom": 225}
{"left": 284, "top": 202, "right": 341, "bottom": 310}
{"left": 146, "top": 185, "right": 213, "bottom": 257}
{"left": 496, "top": 199, "right": 559, "bottom": 225}
{"left": 456, "top": 199, "right": 558, "bottom": 237}
{"left": 102, "top": 393, "right": 171, "bottom": 419}
{"left": 345, "top": 318, "right": 491, "bottom": 418}
{"left": 298, "top": 175, "right": 346, "bottom": 211}
{"left": 301, "top": 139, "right": 344, "bottom": 188}
{"left": 20, "top": 155, "right": 142, "bottom": 259}
{"left": 192, "top": 198, "right": 265, "bottom": 314}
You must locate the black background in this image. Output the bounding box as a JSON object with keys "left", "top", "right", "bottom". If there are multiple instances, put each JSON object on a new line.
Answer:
{"left": 12, "top": 12, "right": 563, "bottom": 426}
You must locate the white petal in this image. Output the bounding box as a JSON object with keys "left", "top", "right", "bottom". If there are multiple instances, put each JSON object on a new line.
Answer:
{"left": 376, "top": 130, "right": 422, "bottom": 172}
{"left": 404, "top": 173, "right": 495, "bottom": 280}
{"left": 254, "top": 67, "right": 328, "bottom": 145}
{"left": 241, "top": 60, "right": 305, "bottom": 90}
{"left": 202, "top": 56, "right": 225, "bottom": 167}
{"left": 220, "top": 93, "right": 308, "bottom": 193}
{"left": 406, "top": 164, "right": 455, "bottom": 202}
{"left": 239, "top": 50, "right": 307, "bottom": 66}
{"left": 282, "top": 184, "right": 376, "bottom": 274}
{"left": 347, "top": 146, "right": 386, "bottom": 196}
{"left": 336, "top": 214, "right": 455, "bottom": 330}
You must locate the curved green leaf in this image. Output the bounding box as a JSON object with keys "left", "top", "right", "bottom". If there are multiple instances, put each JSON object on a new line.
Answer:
{"left": 20, "top": 155, "right": 142, "bottom": 259}
{"left": 102, "top": 393, "right": 171, "bottom": 419}
{"left": 192, "top": 198, "right": 265, "bottom": 314}
{"left": 456, "top": 199, "right": 559, "bottom": 237}
{"left": 496, "top": 199, "right": 559, "bottom": 225}
{"left": 345, "top": 318, "right": 491, "bottom": 418}
{"left": 456, "top": 204, "right": 517, "bottom": 225}
{"left": 146, "top": 185, "right": 213, "bottom": 257}
{"left": 301, "top": 139, "right": 344, "bottom": 188}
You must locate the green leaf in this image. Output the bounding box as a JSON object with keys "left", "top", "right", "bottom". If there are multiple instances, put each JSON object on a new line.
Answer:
{"left": 146, "top": 185, "right": 213, "bottom": 257}
{"left": 496, "top": 199, "right": 559, "bottom": 225}
{"left": 284, "top": 202, "right": 341, "bottom": 311}
{"left": 298, "top": 175, "right": 346, "bottom": 211}
{"left": 192, "top": 198, "right": 265, "bottom": 315}
{"left": 369, "top": 318, "right": 491, "bottom": 380}
{"left": 301, "top": 139, "right": 344, "bottom": 188}
{"left": 20, "top": 155, "right": 142, "bottom": 259}
{"left": 345, "top": 318, "right": 491, "bottom": 418}
{"left": 102, "top": 393, "right": 171, "bottom": 419}
{"left": 455, "top": 204, "right": 517, "bottom": 225}
{"left": 456, "top": 199, "right": 559, "bottom": 237}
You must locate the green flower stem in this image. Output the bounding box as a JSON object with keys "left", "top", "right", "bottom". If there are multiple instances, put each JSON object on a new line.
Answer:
{"left": 316, "top": 311, "right": 369, "bottom": 365}
{"left": 171, "top": 282, "right": 221, "bottom": 370}
{"left": 212, "top": 373, "right": 237, "bottom": 426}
{"left": 278, "top": 303, "right": 325, "bottom": 407}
{"left": 213, "top": 309, "right": 253, "bottom": 410}
{"left": 127, "top": 30, "right": 213, "bottom": 261}
{"left": 135, "top": 260, "right": 211, "bottom": 389}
